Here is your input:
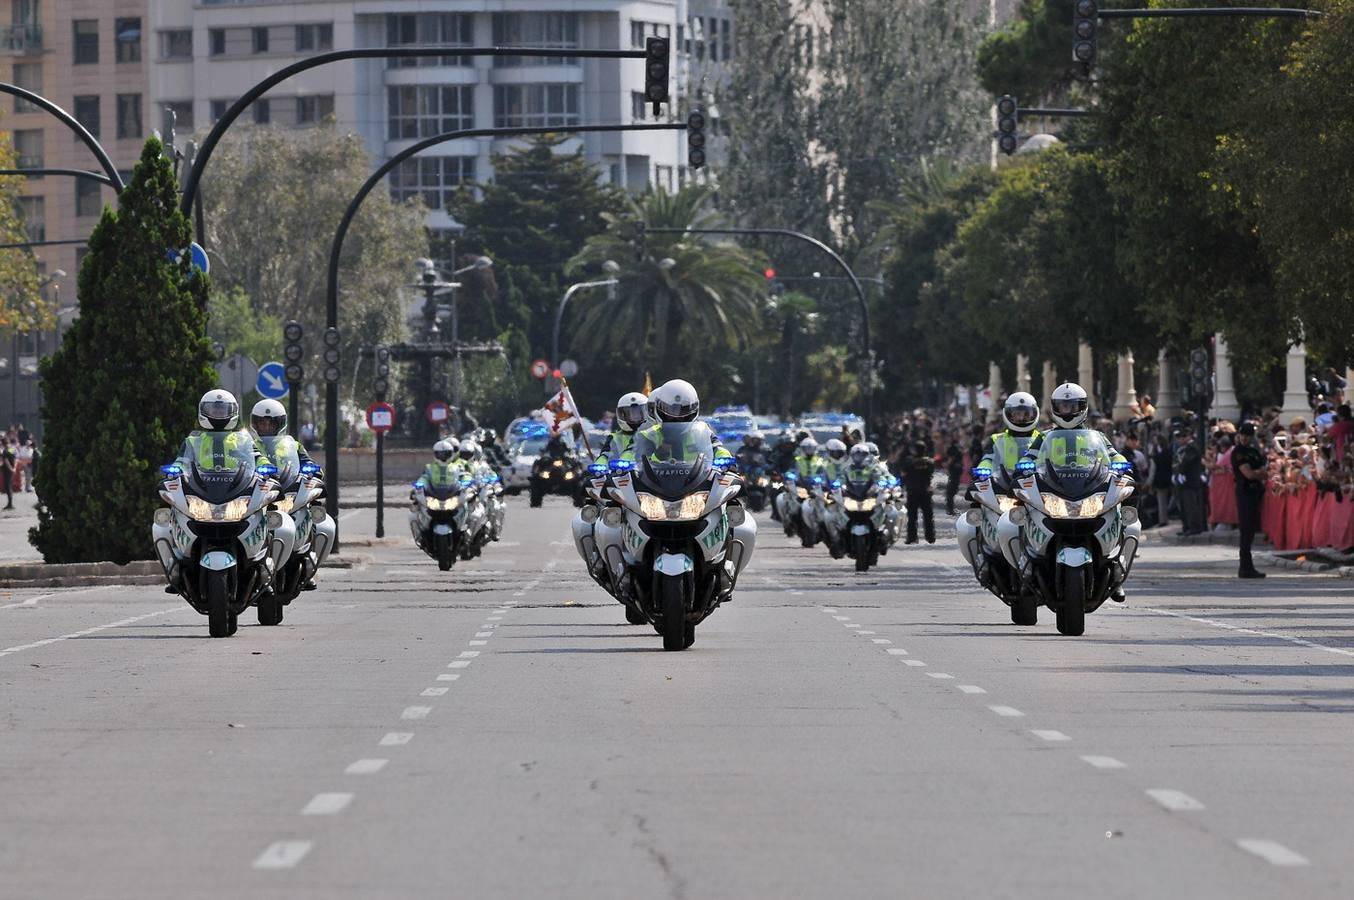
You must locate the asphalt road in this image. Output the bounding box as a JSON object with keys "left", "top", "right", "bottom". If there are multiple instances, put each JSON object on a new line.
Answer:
{"left": 2, "top": 497, "right": 1352, "bottom": 898}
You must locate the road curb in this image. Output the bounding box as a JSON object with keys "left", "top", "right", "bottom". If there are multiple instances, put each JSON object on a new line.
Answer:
{"left": 1257, "top": 551, "right": 1354, "bottom": 578}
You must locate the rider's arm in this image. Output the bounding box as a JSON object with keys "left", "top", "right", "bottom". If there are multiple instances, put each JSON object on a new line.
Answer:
{"left": 975, "top": 436, "right": 999, "bottom": 473}
{"left": 1020, "top": 433, "right": 1044, "bottom": 462}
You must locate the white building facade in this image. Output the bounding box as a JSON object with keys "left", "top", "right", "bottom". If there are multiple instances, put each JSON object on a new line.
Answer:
{"left": 148, "top": 0, "right": 708, "bottom": 234}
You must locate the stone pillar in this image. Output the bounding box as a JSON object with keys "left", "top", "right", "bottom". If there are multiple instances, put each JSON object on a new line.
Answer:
{"left": 1040, "top": 360, "right": 1056, "bottom": 405}
{"left": 1279, "top": 342, "right": 1311, "bottom": 425}
{"left": 1112, "top": 351, "right": 1138, "bottom": 421}
{"left": 1076, "top": 342, "right": 1094, "bottom": 393}
{"left": 986, "top": 361, "right": 1005, "bottom": 422}
{"left": 1015, "top": 354, "right": 1031, "bottom": 395}
{"left": 1210, "top": 333, "right": 1241, "bottom": 421}
{"left": 1155, "top": 348, "right": 1180, "bottom": 419}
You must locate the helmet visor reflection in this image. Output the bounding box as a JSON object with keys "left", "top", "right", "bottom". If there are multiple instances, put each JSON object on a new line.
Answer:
{"left": 1006, "top": 405, "right": 1037, "bottom": 427}
{"left": 617, "top": 405, "right": 647, "bottom": 428}
{"left": 251, "top": 415, "right": 284, "bottom": 436}
{"left": 1051, "top": 398, "right": 1087, "bottom": 420}
{"left": 201, "top": 400, "right": 237, "bottom": 422}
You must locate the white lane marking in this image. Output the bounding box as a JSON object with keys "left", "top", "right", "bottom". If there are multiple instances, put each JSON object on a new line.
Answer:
{"left": 401, "top": 706, "right": 431, "bottom": 720}
{"left": 475, "top": 631, "right": 493, "bottom": 638}
{"left": 504, "top": 600, "right": 520, "bottom": 606}
{"left": 436, "top": 673, "right": 461, "bottom": 682}
{"left": 0, "top": 586, "right": 111, "bottom": 610}
{"left": 832, "top": 615, "right": 850, "bottom": 621}
{"left": 379, "top": 732, "right": 413, "bottom": 746}
{"left": 871, "top": 638, "right": 892, "bottom": 644}
{"left": 468, "top": 640, "right": 487, "bottom": 646}
{"left": 302, "top": 793, "right": 353, "bottom": 816}
{"left": 1146, "top": 789, "right": 1205, "bottom": 811}
{"left": 339, "top": 509, "right": 361, "bottom": 521}
{"left": 458, "top": 651, "right": 480, "bottom": 658}
{"left": 0, "top": 595, "right": 42, "bottom": 610}
{"left": 448, "top": 661, "right": 471, "bottom": 669}
{"left": 822, "top": 608, "right": 838, "bottom": 613}
{"left": 253, "top": 841, "right": 313, "bottom": 870}
{"left": 421, "top": 687, "right": 448, "bottom": 697}
{"left": 989, "top": 705, "right": 1025, "bottom": 717}
{"left": 487, "top": 616, "right": 503, "bottom": 621}
{"left": 1081, "top": 755, "right": 1125, "bottom": 770}
{"left": 926, "top": 672, "right": 955, "bottom": 680}
{"left": 345, "top": 758, "right": 388, "bottom": 775}
{"left": 885, "top": 648, "right": 908, "bottom": 656}
{"left": 1142, "top": 606, "right": 1354, "bottom": 658}
{"left": 1236, "top": 839, "right": 1310, "bottom": 867}
{"left": 1031, "top": 730, "right": 1070, "bottom": 742}
{"left": 512, "top": 580, "right": 540, "bottom": 598}
{"left": 857, "top": 630, "right": 877, "bottom": 635}
{"left": 0, "top": 607, "right": 178, "bottom": 657}
{"left": 791, "top": 590, "right": 804, "bottom": 595}
{"left": 956, "top": 685, "right": 987, "bottom": 694}
{"left": 903, "top": 660, "right": 927, "bottom": 667}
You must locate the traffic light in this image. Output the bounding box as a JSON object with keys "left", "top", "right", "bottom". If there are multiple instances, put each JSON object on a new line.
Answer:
{"left": 687, "top": 110, "right": 706, "bottom": 170}
{"left": 996, "top": 95, "right": 1019, "bottom": 156}
{"left": 1073, "top": 0, "right": 1098, "bottom": 65}
{"left": 323, "top": 327, "right": 341, "bottom": 385}
{"left": 764, "top": 267, "right": 785, "bottom": 297}
{"left": 1189, "top": 347, "right": 1211, "bottom": 405}
{"left": 644, "top": 37, "right": 669, "bottom": 115}
{"left": 283, "top": 320, "right": 304, "bottom": 385}
{"left": 374, "top": 346, "right": 390, "bottom": 399}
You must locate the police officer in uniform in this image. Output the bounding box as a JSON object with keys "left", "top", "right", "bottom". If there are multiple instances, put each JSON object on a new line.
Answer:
{"left": 1232, "top": 421, "right": 1268, "bottom": 579}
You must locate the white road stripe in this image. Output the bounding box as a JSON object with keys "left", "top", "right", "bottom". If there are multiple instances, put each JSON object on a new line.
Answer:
{"left": 956, "top": 685, "right": 987, "bottom": 694}
{"left": 253, "top": 841, "right": 312, "bottom": 870}
{"left": 345, "top": 758, "right": 388, "bottom": 775}
{"left": 458, "top": 651, "right": 480, "bottom": 658}
{"left": 822, "top": 608, "right": 838, "bottom": 613}
{"left": 0, "top": 595, "right": 41, "bottom": 610}
{"left": 421, "top": 687, "right": 448, "bottom": 697}
{"left": 448, "top": 661, "right": 471, "bottom": 669}
{"left": 989, "top": 705, "right": 1025, "bottom": 717}
{"left": 1236, "top": 839, "right": 1310, "bottom": 867}
{"left": 302, "top": 793, "right": 353, "bottom": 816}
{"left": 1081, "top": 755, "right": 1125, "bottom": 769}
{"left": 435, "top": 673, "right": 461, "bottom": 682}
{"left": 0, "top": 607, "right": 178, "bottom": 657}
{"left": 1146, "top": 789, "right": 1205, "bottom": 811}
{"left": 487, "top": 616, "right": 503, "bottom": 621}
{"left": 475, "top": 631, "right": 493, "bottom": 637}
{"left": 401, "top": 706, "right": 431, "bottom": 720}
{"left": 0, "top": 586, "right": 112, "bottom": 610}
{"left": 857, "top": 630, "right": 877, "bottom": 635}
{"left": 1031, "top": 730, "right": 1070, "bottom": 742}
{"left": 871, "top": 638, "right": 891, "bottom": 644}
{"left": 832, "top": 615, "right": 850, "bottom": 621}
{"left": 926, "top": 672, "right": 955, "bottom": 680}
{"left": 903, "top": 660, "right": 927, "bottom": 667}
{"left": 338, "top": 509, "right": 361, "bottom": 521}
{"left": 468, "top": 640, "right": 487, "bottom": 646}
{"left": 379, "top": 732, "right": 413, "bottom": 746}
{"left": 1142, "top": 606, "right": 1354, "bottom": 657}
{"left": 885, "top": 648, "right": 908, "bottom": 656}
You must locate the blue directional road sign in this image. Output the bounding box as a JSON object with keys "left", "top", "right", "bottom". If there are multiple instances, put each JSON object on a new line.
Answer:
{"left": 256, "top": 361, "right": 289, "bottom": 399}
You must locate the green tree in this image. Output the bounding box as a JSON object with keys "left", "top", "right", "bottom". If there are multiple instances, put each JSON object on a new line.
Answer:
{"left": 804, "top": 344, "right": 859, "bottom": 409}
{"left": 0, "top": 131, "right": 46, "bottom": 333}
{"left": 566, "top": 186, "right": 768, "bottom": 388}
{"left": 31, "top": 138, "right": 216, "bottom": 563}
{"left": 208, "top": 286, "right": 283, "bottom": 370}
{"left": 976, "top": 0, "right": 1082, "bottom": 102}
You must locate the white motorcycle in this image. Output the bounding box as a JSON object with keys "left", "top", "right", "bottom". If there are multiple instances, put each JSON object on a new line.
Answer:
{"left": 410, "top": 471, "right": 486, "bottom": 571}
{"left": 774, "top": 470, "right": 808, "bottom": 539}
{"left": 957, "top": 466, "right": 1026, "bottom": 621}
{"left": 841, "top": 472, "right": 892, "bottom": 571}
{"left": 478, "top": 468, "right": 507, "bottom": 543}
{"left": 593, "top": 423, "right": 757, "bottom": 650}
{"left": 263, "top": 445, "right": 335, "bottom": 610}
{"left": 995, "top": 444, "right": 1141, "bottom": 635}
{"left": 152, "top": 460, "right": 295, "bottom": 637}
{"left": 803, "top": 474, "right": 847, "bottom": 558}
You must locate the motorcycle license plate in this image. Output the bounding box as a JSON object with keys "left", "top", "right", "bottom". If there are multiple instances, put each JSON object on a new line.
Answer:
{"left": 654, "top": 553, "right": 694, "bottom": 576}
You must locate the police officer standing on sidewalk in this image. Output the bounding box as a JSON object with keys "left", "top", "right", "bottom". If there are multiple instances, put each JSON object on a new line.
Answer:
{"left": 1232, "top": 421, "right": 1268, "bottom": 579}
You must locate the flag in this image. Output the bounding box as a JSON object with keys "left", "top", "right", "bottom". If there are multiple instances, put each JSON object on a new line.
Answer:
{"left": 544, "top": 386, "right": 580, "bottom": 436}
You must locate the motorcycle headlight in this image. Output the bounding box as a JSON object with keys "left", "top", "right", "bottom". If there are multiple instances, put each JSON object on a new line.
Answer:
{"left": 426, "top": 496, "right": 461, "bottom": 512}
{"left": 1043, "top": 495, "right": 1071, "bottom": 518}
{"left": 553, "top": 460, "right": 563, "bottom": 468}
{"left": 844, "top": 497, "right": 877, "bottom": 512}
{"left": 540, "top": 471, "right": 551, "bottom": 479}
{"left": 564, "top": 471, "right": 575, "bottom": 480}
{"left": 1076, "top": 494, "right": 1106, "bottom": 518}
{"left": 997, "top": 496, "right": 1018, "bottom": 514}
{"left": 637, "top": 492, "right": 710, "bottom": 521}
{"left": 186, "top": 495, "right": 250, "bottom": 522}
{"left": 274, "top": 493, "right": 297, "bottom": 514}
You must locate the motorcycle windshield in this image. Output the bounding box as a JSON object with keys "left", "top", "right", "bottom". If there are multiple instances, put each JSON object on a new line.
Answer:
{"left": 632, "top": 422, "right": 715, "bottom": 500}
{"left": 425, "top": 482, "right": 460, "bottom": 501}
{"left": 1036, "top": 430, "right": 1112, "bottom": 501}
{"left": 844, "top": 475, "right": 876, "bottom": 499}
{"left": 259, "top": 437, "right": 300, "bottom": 490}
{"left": 186, "top": 461, "right": 254, "bottom": 503}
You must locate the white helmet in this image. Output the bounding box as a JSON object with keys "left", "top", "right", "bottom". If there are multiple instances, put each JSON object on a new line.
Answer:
{"left": 1002, "top": 391, "right": 1039, "bottom": 435}
{"left": 459, "top": 439, "right": 480, "bottom": 462}
{"left": 799, "top": 437, "right": 819, "bottom": 456}
{"left": 250, "top": 398, "right": 287, "bottom": 437}
{"left": 862, "top": 441, "right": 880, "bottom": 458}
{"left": 433, "top": 439, "right": 457, "bottom": 462}
{"left": 651, "top": 379, "right": 700, "bottom": 422}
{"left": 825, "top": 438, "right": 848, "bottom": 461}
{"left": 848, "top": 444, "right": 871, "bottom": 468}
{"left": 198, "top": 389, "right": 239, "bottom": 431}
{"left": 1049, "top": 382, "right": 1089, "bottom": 430}
{"left": 615, "top": 391, "right": 650, "bottom": 432}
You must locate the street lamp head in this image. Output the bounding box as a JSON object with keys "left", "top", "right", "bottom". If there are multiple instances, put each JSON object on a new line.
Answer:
{"left": 474, "top": 256, "right": 493, "bottom": 270}
{"left": 657, "top": 258, "right": 676, "bottom": 272}
{"left": 52, "top": 269, "right": 66, "bottom": 278}
{"left": 602, "top": 259, "right": 621, "bottom": 274}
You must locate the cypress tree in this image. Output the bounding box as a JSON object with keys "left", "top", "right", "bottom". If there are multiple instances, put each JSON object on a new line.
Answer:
{"left": 31, "top": 138, "right": 216, "bottom": 563}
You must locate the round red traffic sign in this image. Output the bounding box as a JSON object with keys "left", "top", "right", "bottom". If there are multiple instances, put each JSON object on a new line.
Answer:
{"left": 366, "top": 401, "right": 396, "bottom": 434}
{"left": 425, "top": 400, "right": 450, "bottom": 424}
{"left": 530, "top": 359, "right": 550, "bottom": 380}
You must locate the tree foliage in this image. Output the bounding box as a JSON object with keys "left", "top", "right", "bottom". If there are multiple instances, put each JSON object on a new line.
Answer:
{"left": 32, "top": 139, "right": 216, "bottom": 563}
{"left": 976, "top": 0, "right": 1081, "bottom": 102}
{"left": 0, "top": 131, "right": 46, "bottom": 332}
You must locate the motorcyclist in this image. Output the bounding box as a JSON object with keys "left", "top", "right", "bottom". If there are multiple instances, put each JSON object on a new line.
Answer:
{"left": 478, "top": 428, "right": 510, "bottom": 469}
{"left": 249, "top": 399, "right": 326, "bottom": 590}
{"left": 736, "top": 430, "right": 767, "bottom": 471}
{"left": 844, "top": 442, "right": 888, "bottom": 484}
{"left": 769, "top": 431, "right": 797, "bottom": 473}
{"left": 624, "top": 379, "right": 733, "bottom": 465}
{"left": 819, "top": 438, "right": 849, "bottom": 483}
{"left": 544, "top": 432, "right": 574, "bottom": 462}
{"left": 177, "top": 390, "right": 272, "bottom": 473}
{"left": 790, "top": 437, "right": 820, "bottom": 479}
{"left": 975, "top": 391, "right": 1042, "bottom": 479}
{"left": 415, "top": 438, "right": 464, "bottom": 492}
{"left": 597, "top": 392, "right": 650, "bottom": 465}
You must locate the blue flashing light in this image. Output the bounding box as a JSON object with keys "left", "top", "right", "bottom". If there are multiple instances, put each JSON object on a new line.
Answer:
{"left": 971, "top": 467, "right": 993, "bottom": 480}
{"left": 610, "top": 459, "right": 635, "bottom": 473}
{"left": 831, "top": 479, "right": 843, "bottom": 489}
{"left": 784, "top": 471, "right": 798, "bottom": 482}
{"left": 160, "top": 463, "right": 183, "bottom": 477}
{"left": 1015, "top": 460, "right": 1037, "bottom": 474}
{"left": 888, "top": 477, "right": 900, "bottom": 488}
{"left": 713, "top": 457, "right": 736, "bottom": 469}
{"left": 877, "top": 479, "right": 890, "bottom": 488}
{"left": 300, "top": 462, "right": 321, "bottom": 475}
{"left": 484, "top": 473, "right": 501, "bottom": 484}
{"left": 1110, "top": 460, "right": 1134, "bottom": 474}
{"left": 811, "top": 475, "right": 825, "bottom": 485}
{"left": 257, "top": 464, "right": 278, "bottom": 478}
{"left": 412, "top": 480, "right": 424, "bottom": 489}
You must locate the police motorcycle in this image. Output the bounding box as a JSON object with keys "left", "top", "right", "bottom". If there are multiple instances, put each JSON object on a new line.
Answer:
{"left": 957, "top": 464, "right": 1025, "bottom": 617}
{"left": 410, "top": 454, "right": 487, "bottom": 571}
{"left": 840, "top": 449, "right": 892, "bottom": 572}
{"left": 153, "top": 458, "right": 295, "bottom": 637}
{"left": 458, "top": 440, "right": 503, "bottom": 550}
{"left": 529, "top": 434, "right": 586, "bottom": 507}
{"left": 741, "top": 454, "right": 772, "bottom": 513}
{"left": 776, "top": 470, "right": 808, "bottom": 538}
{"left": 994, "top": 386, "right": 1141, "bottom": 636}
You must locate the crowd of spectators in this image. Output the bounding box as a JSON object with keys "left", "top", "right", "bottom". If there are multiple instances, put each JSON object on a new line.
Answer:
{"left": 2, "top": 423, "right": 39, "bottom": 511}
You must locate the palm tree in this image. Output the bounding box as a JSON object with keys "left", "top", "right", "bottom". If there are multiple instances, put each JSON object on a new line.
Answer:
{"left": 566, "top": 185, "right": 767, "bottom": 381}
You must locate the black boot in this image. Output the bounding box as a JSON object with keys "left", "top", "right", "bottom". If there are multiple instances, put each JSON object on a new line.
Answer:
{"left": 1239, "top": 567, "right": 1267, "bottom": 579}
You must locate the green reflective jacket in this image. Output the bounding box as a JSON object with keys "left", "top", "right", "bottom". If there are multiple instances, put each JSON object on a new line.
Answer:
{"left": 419, "top": 460, "right": 466, "bottom": 488}
{"left": 626, "top": 422, "right": 733, "bottom": 464}
{"left": 596, "top": 431, "right": 634, "bottom": 465}
{"left": 179, "top": 430, "right": 269, "bottom": 472}
{"left": 980, "top": 429, "right": 1041, "bottom": 475}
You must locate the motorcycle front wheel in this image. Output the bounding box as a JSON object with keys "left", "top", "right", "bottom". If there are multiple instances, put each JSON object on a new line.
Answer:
{"left": 658, "top": 575, "right": 694, "bottom": 651}
{"left": 436, "top": 533, "right": 455, "bottom": 571}
{"left": 1056, "top": 563, "right": 1087, "bottom": 636}
{"left": 205, "top": 570, "right": 232, "bottom": 638}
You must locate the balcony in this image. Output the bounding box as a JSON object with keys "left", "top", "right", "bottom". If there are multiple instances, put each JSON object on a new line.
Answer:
{"left": 0, "top": 24, "right": 43, "bottom": 54}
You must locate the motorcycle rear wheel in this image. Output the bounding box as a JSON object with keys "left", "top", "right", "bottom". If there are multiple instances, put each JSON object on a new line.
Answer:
{"left": 1056, "top": 564, "right": 1087, "bottom": 636}
{"left": 257, "top": 589, "right": 283, "bottom": 626}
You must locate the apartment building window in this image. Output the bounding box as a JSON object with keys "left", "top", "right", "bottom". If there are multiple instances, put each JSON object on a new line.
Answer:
{"left": 493, "top": 84, "right": 579, "bottom": 128}
{"left": 163, "top": 101, "right": 194, "bottom": 131}
{"left": 295, "top": 23, "right": 333, "bottom": 52}
{"left": 19, "top": 196, "right": 44, "bottom": 243}
{"left": 631, "top": 91, "right": 647, "bottom": 122}
{"left": 160, "top": 30, "right": 192, "bottom": 60}
{"left": 115, "top": 17, "right": 142, "bottom": 63}
{"left": 73, "top": 20, "right": 99, "bottom": 64}
{"left": 389, "top": 156, "right": 476, "bottom": 210}
{"left": 385, "top": 13, "right": 472, "bottom": 68}
{"left": 655, "top": 165, "right": 674, "bottom": 192}
{"left": 12, "top": 62, "right": 41, "bottom": 113}
{"left": 492, "top": 14, "right": 578, "bottom": 66}
{"left": 296, "top": 94, "right": 334, "bottom": 125}
{"left": 13, "top": 129, "right": 42, "bottom": 168}
{"left": 209, "top": 29, "right": 225, "bottom": 56}
{"left": 76, "top": 178, "right": 102, "bottom": 217}
{"left": 117, "top": 93, "right": 142, "bottom": 139}
{"left": 387, "top": 85, "right": 473, "bottom": 140}
{"left": 210, "top": 99, "right": 232, "bottom": 121}
{"left": 252, "top": 27, "right": 269, "bottom": 54}
{"left": 73, "top": 95, "right": 100, "bottom": 139}
{"left": 722, "top": 19, "right": 733, "bottom": 60}
{"left": 630, "top": 21, "right": 670, "bottom": 49}
{"left": 253, "top": 98, "right": 271, "bottom": 125}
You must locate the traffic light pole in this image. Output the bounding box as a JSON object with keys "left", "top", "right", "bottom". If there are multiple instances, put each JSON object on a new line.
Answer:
{"left": 644, "top": 227, "right": 875, "bottom": 434}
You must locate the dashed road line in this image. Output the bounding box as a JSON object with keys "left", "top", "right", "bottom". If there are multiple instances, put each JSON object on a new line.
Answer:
{"left": 468, "top": 640, "right": 488, "bottom": 646}
{"left": 926, "top": 672, "right": 954, "bottom": 680}
{"left": 458, "top": 651, "right": 480, "bottom": 659}
{"left": 475, "top": 631, "right": 493, "bottom": 637}
{"left": 448, "top": 660, "right": 471, "bottom": 669}
{"left": 1146, "top": 789, "right": 1205, "bottom": 811}
{"left": 871, "top": 638, "right": 891, "bottom": 644}
{"left": 302, "top": 793, "right": 354, "bottom": 816}
{"left": 885, "top": 648, "right": 908, "bottom": 656}
{"left": 1081, "top": 755, "right": 1125, "bottom": 770}
{"left": 1142, "top": 606, "right": 1354, "bottom": 658}
{"left": 1031, "top": 730, "right": 1070, "bottom": 742}
{"left": 857, "top": 630, "right": 876, "bottom": 635}
{"left": 903, "top": 659, "right": 927, "bottom": 667}
{"left": 401, "top": 706, "right": 432, "bottom": 720}
{"left": 0, "top": 607, "right": 179, "bottom": 657}
{"left": 253, "top": 841, "right": 313, "bottom": 870}
{"left": 821, "top": 607, "right": 837, "bottom": 613}
{"left": 421, "top": 687, "right": 449, "bottom": 697}
{"left": 956, "top": 685, "right": 987, "bottom": 694}
{"left": 832, "top": 615, "right": 850, "bottom": 621}
{"left": 379, "top": 732, "right": 413, "bottom": 746}
{"left": 1236, "top": 839, "right": 1310, "bottom": 867}
{"left": 436, "top": 673, "right": 461, "bottom": 682}
{"left": 345, "top": 758, "right": 388, "bottom": 775}
{"left": 989, "top": 705, "right": 1025, "bottom": 717}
